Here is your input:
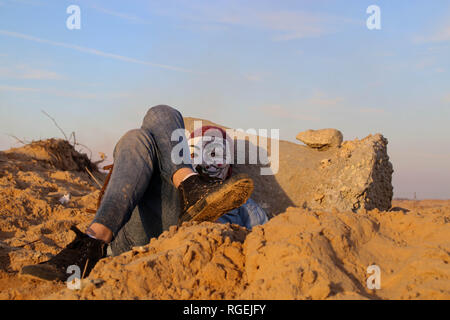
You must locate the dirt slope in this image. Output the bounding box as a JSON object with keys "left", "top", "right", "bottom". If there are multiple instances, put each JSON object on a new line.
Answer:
{"left": 52, "top": 206, "right": 449, "bottom": 300}
{"left": 0, "top": 140, "right": 102, "bottom": 299}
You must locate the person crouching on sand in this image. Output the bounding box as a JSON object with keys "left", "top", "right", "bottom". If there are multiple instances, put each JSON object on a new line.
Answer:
{"left": 21, "top": 105, "right": 266, "bottom": 282}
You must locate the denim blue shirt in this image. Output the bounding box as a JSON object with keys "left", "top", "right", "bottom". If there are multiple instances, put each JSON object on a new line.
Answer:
{"left": 216, "top": 198, "right": 268, "bottom": 230}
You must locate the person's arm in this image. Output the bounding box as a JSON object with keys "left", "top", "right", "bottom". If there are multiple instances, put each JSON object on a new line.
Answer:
{"left": 239, "top": 198, "right": 269, "bottom": 230}
{"left": 216, "top": 207, "right": 243, "bottom": 226}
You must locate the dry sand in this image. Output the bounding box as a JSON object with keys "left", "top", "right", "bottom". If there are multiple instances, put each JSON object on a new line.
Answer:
{"left": 0, "top": 140, "right": 449, "bottom": 300}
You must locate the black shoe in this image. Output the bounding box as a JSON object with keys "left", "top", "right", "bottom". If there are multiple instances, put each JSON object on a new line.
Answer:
{"left": 178, "top": 173, "right": 254, "bottom": 224}
{"left": 20, "top": 226, "right": 106, "bottom": 282}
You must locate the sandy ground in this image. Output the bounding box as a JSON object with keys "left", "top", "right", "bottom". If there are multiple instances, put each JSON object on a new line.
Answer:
{"left": 0, "top": 140, "right": 449, "bottom": 300}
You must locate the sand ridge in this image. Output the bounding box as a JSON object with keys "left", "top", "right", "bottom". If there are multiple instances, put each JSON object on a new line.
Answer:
{"left": 52, "top": 206, "right": 450, "bottom": 300}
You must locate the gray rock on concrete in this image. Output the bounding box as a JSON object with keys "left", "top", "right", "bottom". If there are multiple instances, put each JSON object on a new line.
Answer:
{"left": 296, "top": 129, "right": 343, "bottom": 150}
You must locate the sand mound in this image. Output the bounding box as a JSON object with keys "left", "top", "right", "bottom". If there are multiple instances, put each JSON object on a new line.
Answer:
{"left": 53, "top": 206, "right": 449, "bottom": 300}
{"left": 0, "top": 140, "right": 102, "bottom": 299}
{"left": 4, "top": 139, "right": 97, "bottom": 172}
{"left": 0, "top": 139, "right": 449, "bottom": 300}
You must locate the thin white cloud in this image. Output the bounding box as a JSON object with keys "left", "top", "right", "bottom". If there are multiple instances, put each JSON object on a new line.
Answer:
{"left": 359, "top": 107, "right": 386, "bottom": 114}
{"left": 306, "top": 91, "right": 344, "bottom": 107}
{"left": 22, "top": 69, "right": 61, "bottom": 80}
{"left": 0, "top": 29, "right": 192, "bottom": 73}
{"left": 244, "top": 73, "right": 263, "bottom": 82}
{"left": 0, "top": 85, "right": 39, "bottom": 92}
{"left": 254, "top": 104, "right": 319, "bottom": 121}
{"left": 5, "top": 0, "right": 45, "bottom": 5}
{"left": 89, "top": 4, "right": 150, "bottom": 24}
{"left": 251, "top": 10, "right": 334, "bottom": 41}
{"left": 0, "top": 65, "right": 63, "bottom": 80}
{"left": 151, "top": 2, "right": 355, "bottom": 41}
{"left": 414, "top": 23, "right": 450, "bottom": 44}
{"left": 427, "top": 26, "right": 450, "bottom": 43}
{"left": 0, "top": 84, "right": 129, "bottom": 99}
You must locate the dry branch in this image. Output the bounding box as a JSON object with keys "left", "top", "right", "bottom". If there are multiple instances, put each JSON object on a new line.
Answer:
{"left": 41, "top": 110, "right": 69, "bottom": 141}
{"left": 41, "top": 109, "right": 94, "bottom": 160}
{"left": 6, "top": 134, "right": 29, "bottom": 145}
{"left": 85, "top": 167, "right": 102, "bottom": 188}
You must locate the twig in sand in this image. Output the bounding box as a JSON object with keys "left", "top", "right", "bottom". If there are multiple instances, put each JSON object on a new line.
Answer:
{"left": 69, "top": 131, "right": 93, "bottom": 160}
{"left": 6, "top": 134, "right": 29, "bottom": 145}
{"left": 85, "top": 167, "right": 102, "bottom": 188}
{"left": 69, "top": 131, "right": 77, "bottom": 145}
{"left": 41, "top": 109, "right": 69, "bottom": 141}
{"left": 75, "top": 142, "right": 93, "bottom": 160}
{"left": 97, "top": 164, "right": 114, "bottom": 209}
{"left": 81, "top": 258, "right": 89, "bottom": 279}
{"left": 15, "top": 238, "right": 41, "bottom": 248}
{"left": 41, "top": 110, "right": 94, "bottom": 160}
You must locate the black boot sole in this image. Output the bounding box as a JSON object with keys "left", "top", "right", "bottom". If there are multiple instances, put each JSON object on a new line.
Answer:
{"left": 179, "top": 173, "right": 254, "bottom": 224}
{"left": 20, "top": 264, "right": 67, "bottom": 282}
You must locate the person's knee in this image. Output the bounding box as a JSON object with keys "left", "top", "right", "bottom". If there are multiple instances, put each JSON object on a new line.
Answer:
{"left": 143, "top": 105, "right": 182, "bottom": 127}
{"left": 147, "top": 104, "right": 179, "bottom": 117}
{"left": 115, "top": 129, "right": 149, "bottom": 154}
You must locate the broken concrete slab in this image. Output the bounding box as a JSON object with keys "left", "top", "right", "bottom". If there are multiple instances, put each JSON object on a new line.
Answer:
{"left": 184, "top": 118, "right": 394, "bottom": 216}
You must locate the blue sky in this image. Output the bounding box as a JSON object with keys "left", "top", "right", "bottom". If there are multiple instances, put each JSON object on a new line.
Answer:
{"left": 0, "top": 0, "right": 449, "bottom": 199}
